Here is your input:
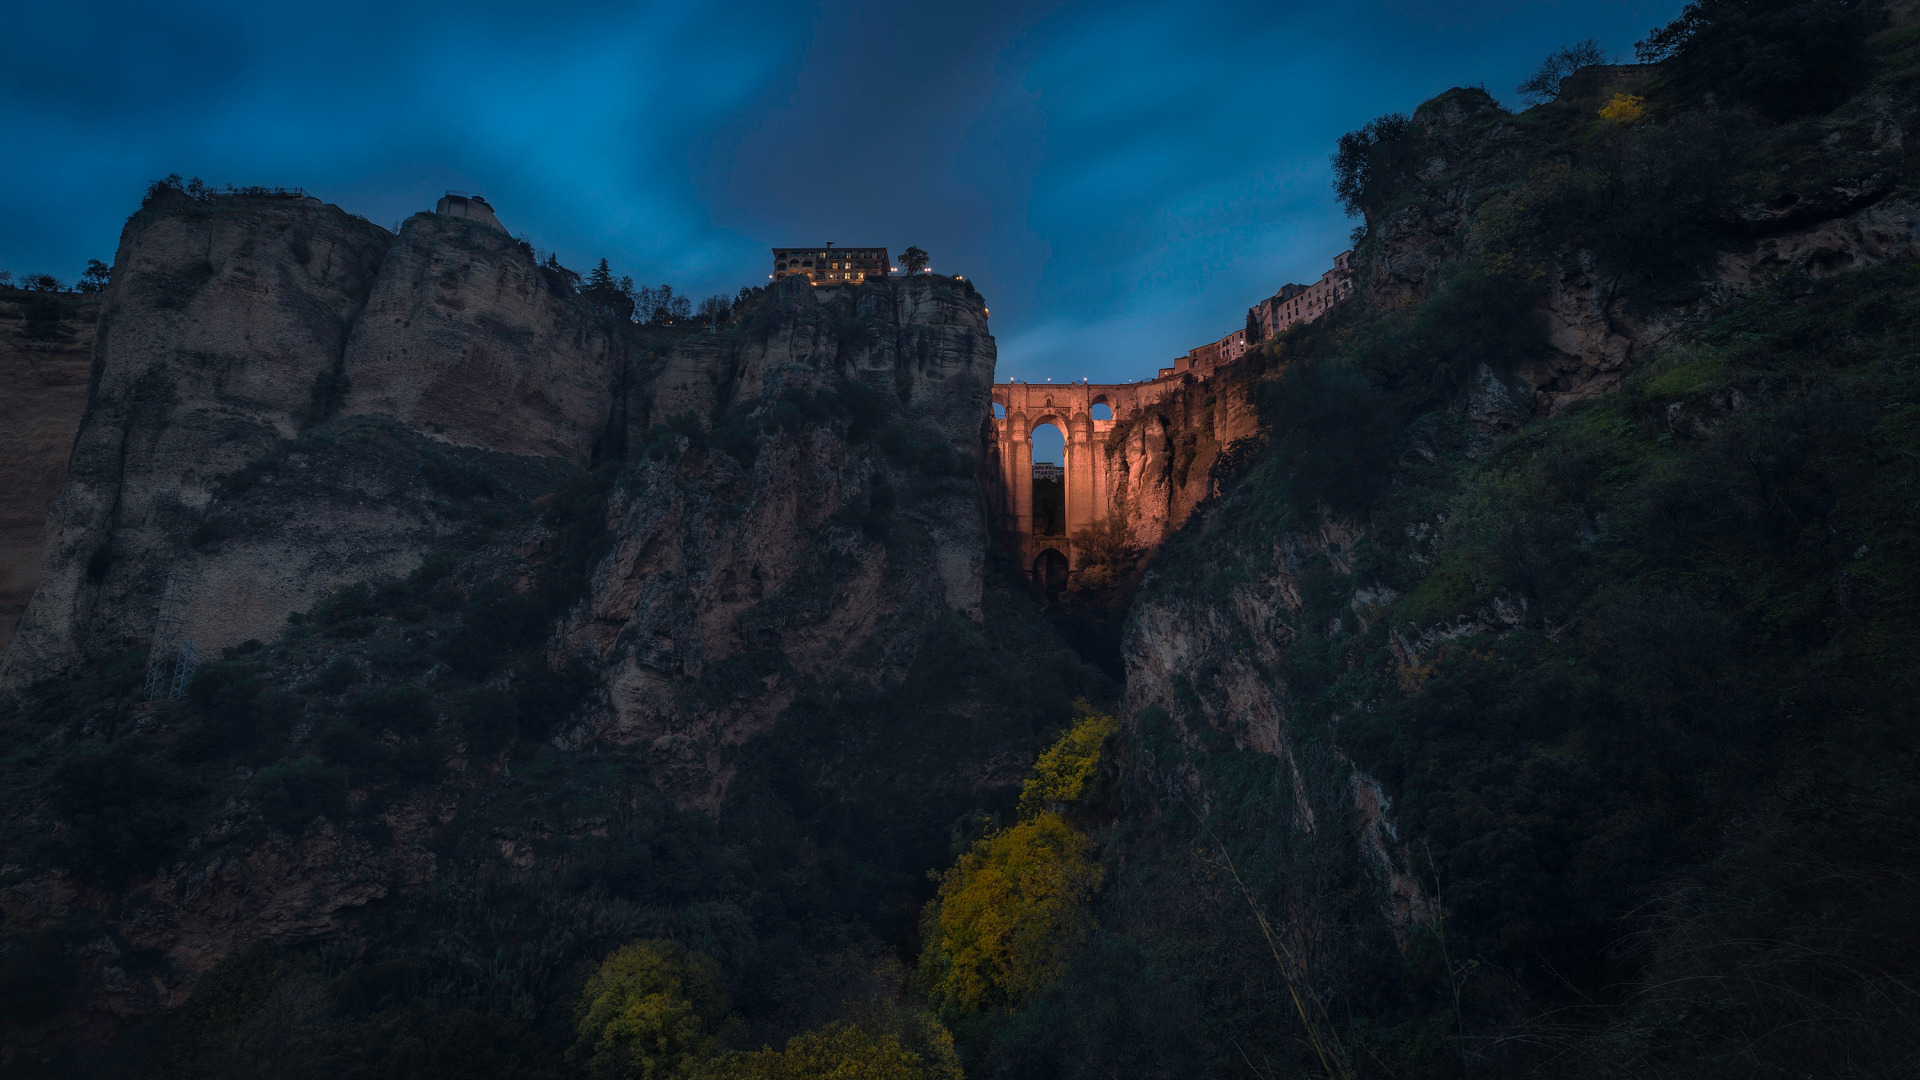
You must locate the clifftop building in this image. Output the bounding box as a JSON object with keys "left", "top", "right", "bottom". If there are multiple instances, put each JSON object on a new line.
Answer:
{"left": 1156, "top": 250, "right": 1354, "bottom": 380}
{"left": 1251, "top": 249, "right": 1353, "bottom": 340}
{"left": 773, "top": 244, "right": 890, "bottom": 284}
{"left": 435, "top": 191, "right": 503, "bottom": 233}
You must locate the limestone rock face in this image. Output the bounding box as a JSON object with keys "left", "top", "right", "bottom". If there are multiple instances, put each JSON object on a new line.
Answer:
{"left": 340, "top": 213, "right": 621, "bottom": 464}
{"left": 1099, "top": 372, "right": 1262, "bottom": 553}
{"left": 0, "top": 292, "right": 98, "bottom": 656}
{"left": 564, "top": 276, "right": 995, "bottom": 810}
{"left": 1123, "top": 509, "right": 1435, "bottom": 937}
{"left": 2, "top": 194, "right": 392, "bottom": 687}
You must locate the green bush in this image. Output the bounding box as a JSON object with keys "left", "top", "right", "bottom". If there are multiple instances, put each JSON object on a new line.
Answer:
{"left": 251, "top": 757, "right": 348, "bottom": 832}
{"left": 49, "top": 745, "right": 200, "bottom": 882}
{"left": 173, "top": 663, "right": 266, "bottom": 762}
{"left": 0, "top": 933, "right": 79, "bottom": 1027}
{"left": 344, "top": 685, "right": 433, "bottom": 735}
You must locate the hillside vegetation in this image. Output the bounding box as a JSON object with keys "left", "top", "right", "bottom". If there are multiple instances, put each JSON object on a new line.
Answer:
{"left": 951, "top": 2, "right": 1920, "bottom": 1077}
{"left": 6, "top": 1, "right": 1920, "bottom": 1078}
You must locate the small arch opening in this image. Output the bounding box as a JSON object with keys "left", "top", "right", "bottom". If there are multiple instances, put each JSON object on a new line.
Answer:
{"left": 1091, "top": 401, "right": 1113, "bottom": 421}
{"left": 992, "top": 402, "right": 1007, "bottom": 420}
{"left": 1033, "top": 548, "right": 1069, "bottom": 594}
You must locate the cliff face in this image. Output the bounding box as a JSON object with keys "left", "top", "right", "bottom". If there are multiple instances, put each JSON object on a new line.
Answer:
{"left": 1097, "top": 370, "right": 1262, "bottom": 554}
{"left": 0, "top": 292, "right": 98, "bottom": 657}
{"left": 2, "top": 195, "right": 393, "bottom": 686}
{"left": 1354, "top": 77, "right": 1920, "bottom": 417}
{"left": 340, "top": 213, "right": 623, "bottom": 465}
{"left": 567, "top": 277, "right": 995, "bottom": 811}
{"left": 0, "top": 194, "right": 1080, "bottom": 1051}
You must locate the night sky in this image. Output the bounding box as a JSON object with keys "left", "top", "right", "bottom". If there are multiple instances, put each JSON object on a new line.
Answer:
{"left": 2, "top": 1, "right": 1681, "bottom": 385}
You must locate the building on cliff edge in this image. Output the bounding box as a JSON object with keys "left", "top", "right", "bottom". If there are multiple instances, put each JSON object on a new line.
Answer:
{"left": 772, "top": 244, "right": 890, "bottom": 284}
{"left": 435, "top": 191, "right": 504, "bottom": 232}
{"left": 1156, "top": 250, "right": 1354, "bottom": 380}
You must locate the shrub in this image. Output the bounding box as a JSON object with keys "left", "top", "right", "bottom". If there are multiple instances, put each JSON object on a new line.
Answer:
{"left": 0, "top": 934, "right": 79, "bottom": 1027}
{"left": 173, "top": 663, "right": 266, "bottom": 762}
{"left": 49, "top": 745, "right": 200, "bottom": 882}
{"left": 712, "top": 1022, "right": 955, "bottom": 1080}
{"left": 344, "top": 685, "right": 433, "bottom": 735}
{"left": 570, "top": 940, "right": 729, "bottom": 1080}
{"left": 915, "top": 813, "right": 1104, "bottom": 1019}
{"left": 250, "top": 757, "right": 347, "bottom": 832}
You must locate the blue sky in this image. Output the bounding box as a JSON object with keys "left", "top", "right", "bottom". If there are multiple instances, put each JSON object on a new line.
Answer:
{"left": 1, "top": 1, "right": 1681, "bottom": 385}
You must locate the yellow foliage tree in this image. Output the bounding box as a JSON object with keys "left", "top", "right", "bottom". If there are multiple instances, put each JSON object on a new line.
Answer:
{"left": 1598, "top": 92, "right": 1647, "bottom": 124}
{"left": 1015, "top": 706, "right": 1117, "bottom": 818}
{"left": 914, "top": 813, "right": 1104, "bottom": 1018}
{"left": 707, "top": 1021, "right": 960, "bottom": 1080}
{"left": 572, "top": 940, "right": 731, "bottom": 1080}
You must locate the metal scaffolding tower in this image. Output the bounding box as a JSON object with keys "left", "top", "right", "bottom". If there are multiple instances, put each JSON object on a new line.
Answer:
{"left": 145, "top": 571, "right": 198, "bottom": 700}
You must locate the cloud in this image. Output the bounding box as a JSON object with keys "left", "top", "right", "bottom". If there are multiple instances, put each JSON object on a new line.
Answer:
{"left": 1, "top": 0, "right": 1683, "bottom": 379}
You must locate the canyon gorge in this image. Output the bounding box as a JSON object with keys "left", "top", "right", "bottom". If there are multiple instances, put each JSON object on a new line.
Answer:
{"left": 5, "top": 3, "right": 1920, "bottom": 1076}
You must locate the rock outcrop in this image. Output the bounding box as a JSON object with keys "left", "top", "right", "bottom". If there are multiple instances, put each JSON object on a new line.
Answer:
{"left": 565, "top": 275, "right": 995, "bottom": 810}
{"left": 2, "top": 193, "right": 393, "bottom": 686}
{"left": 1099, "top": 369, "right": 1262, "bottom": 554}
{"left": 340, "top": 212, "right": 623, "bottom": 465}
{"left": 0, "top": 292, "right": 98, "bottom": 656}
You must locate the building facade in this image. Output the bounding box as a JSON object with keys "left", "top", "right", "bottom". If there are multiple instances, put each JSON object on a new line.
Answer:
{"left": 772, "top": 245, "right": 890, "bottom": 284}
{"left": 1251, "top": 249, "right": 1354, "bottom": 340}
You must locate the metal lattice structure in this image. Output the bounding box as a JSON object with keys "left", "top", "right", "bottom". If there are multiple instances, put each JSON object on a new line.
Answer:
{"left": 145, "top": 572, "right": 197, "bottom": 700}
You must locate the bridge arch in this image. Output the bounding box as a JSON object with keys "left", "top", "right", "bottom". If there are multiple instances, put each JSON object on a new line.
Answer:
{"left": 989, "top": 376, "right": 1188, "bottom": 589}
{"left": 1032, "top": 547, "right": 1069, "bottom": 593}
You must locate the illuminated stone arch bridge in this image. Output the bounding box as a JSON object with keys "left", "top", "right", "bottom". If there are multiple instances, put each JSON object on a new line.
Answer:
{"left": 989, "top": 378, "right": 1179, "bottom": 591}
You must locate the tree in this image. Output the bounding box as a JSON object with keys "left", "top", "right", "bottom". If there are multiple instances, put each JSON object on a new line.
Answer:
{"left": 583, "top": 259, "right": 635, "bottom": 321}
{"left": 24, "top": 273, "right": 63, "bottom": 292}
{"left": 697, "top": 295, "right": 730, "bottom": 330}
{"left": 899, "top": 246, "right": 929, "bottom": 274}
{"left": 1017, "top": 705, "right": 1117, "bottom": 818}
{"left": 709, "top": 1023, "right": 958, "bottom": 1080}
{"left": 915, "top": 712, "right": 1117, "bottom": 1020}
{"left": 1331, "top": 112, "right": 1415, "bottom": 218}
{"left": 1517, "top": 38, "right": 1608, "bottom": 104}
{"left": 1635, "top": 0, "right": 1878, "bottom": 119}
{"left": 0, "top": 271, "right": 12, "bottom": 288}
{"left": 915, "top": 813, "right": 1104, "bottom": 1018}
{"left": 543, "top": 253, "right": 582, "bottom": 292}
{"left": 77, "top": 259, "right": 112, "bottom": 293}
{"left": 571, "top": 940, "right": 729, "bottom": 1080}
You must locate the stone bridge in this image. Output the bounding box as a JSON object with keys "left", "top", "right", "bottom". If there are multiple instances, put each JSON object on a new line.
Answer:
{"left": 989, "top": 378, "right": 1182, "bottom": 590}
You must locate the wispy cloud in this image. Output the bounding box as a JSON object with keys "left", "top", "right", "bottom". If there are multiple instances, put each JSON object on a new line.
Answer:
{"left": 2, "top": 0, "right": 1681, "bottom": 380}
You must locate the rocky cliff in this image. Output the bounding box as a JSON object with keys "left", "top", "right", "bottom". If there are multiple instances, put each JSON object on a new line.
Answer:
{"left": 1097, "top": 367, "right": 1263, "bottom": 555}
{"left": 339, "top": 212, "right": 623, "bottom": 465}
{"left": 1, "top": 191, "right": 394, "bottom": 686}
{"left": 563, "top": 275, "right": 998, "bottom": 812}
{"left": 0, "top": 291, "right": 97, "bottom": 657}
{"left": 1009, "top": 17, "right": 1920, "bottom": 1074}
{"left": 0, "top": 188, "right": 1103, "bottom": 1060}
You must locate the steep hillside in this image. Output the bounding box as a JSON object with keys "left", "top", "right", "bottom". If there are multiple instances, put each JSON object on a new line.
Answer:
{"left": 949, "top": 3, "right": 1920, "bottom": 1078}
{"left": 0, "top": 188, "right": 1105, "bottom": 1072}
{"left": 0, "top": 290, "right": 97, "bottom": 656}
